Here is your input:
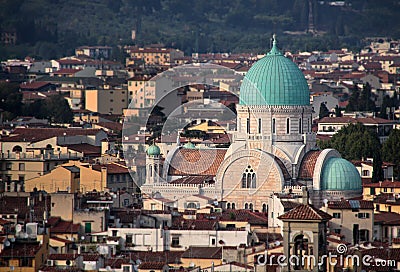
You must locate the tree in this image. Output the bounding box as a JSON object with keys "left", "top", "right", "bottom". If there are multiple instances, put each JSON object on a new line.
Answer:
{"left": 335, "top": 105, "right": 342, "bottom": 117}
{"left": 383, "top": 129, "right": 400, "bottom": 179}
{"left": 318, "top": 123, "right": 381, "bottom": 161}
{"left": 372, "top": 151, "right": 384, "bottom": 182}
{"left": 319, "top": 102, "right": 330, "bottom": 119}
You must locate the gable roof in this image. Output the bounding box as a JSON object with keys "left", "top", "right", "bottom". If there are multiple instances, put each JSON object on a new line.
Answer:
{"left": 278, "top": 204, "right": 332, "bottom": 221}
{"left": 181, "top": 247, "right": 222, "bottom": 259}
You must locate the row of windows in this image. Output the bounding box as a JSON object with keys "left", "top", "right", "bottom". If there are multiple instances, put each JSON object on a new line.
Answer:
{"left": 332, "top": 212, "right": 371, "bottom": 219}
{"left": 226, "top": 202, "right": 268, "bottom": 213}
{"left": 241, "top": 117, "right": 310, "bottom": 134}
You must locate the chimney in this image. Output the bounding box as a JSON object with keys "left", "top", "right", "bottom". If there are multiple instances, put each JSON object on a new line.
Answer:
{"left": 302, "top": 186, "right": 309, "bottom": 205}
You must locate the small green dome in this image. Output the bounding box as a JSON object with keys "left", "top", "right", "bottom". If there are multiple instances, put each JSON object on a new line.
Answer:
{"left": 321, "top": 157, "right": 362, "bottom": 191}
{"left": 146, "top": 144, "right": 160, "bottom": 156}
{"left": 183, "top": 142, "right": 196, "bottom": 149}
{"left": 239, "top": 37, "right": 310, "bottom": 106}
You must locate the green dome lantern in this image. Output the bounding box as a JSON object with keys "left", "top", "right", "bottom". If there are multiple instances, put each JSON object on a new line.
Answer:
{"left": 321, "top": 157, "right": 362, "bottom": 191}
{"left": 239, "top": 36, "right": 310, "bottom": 106}
{"left": 146, "top": 144, "right": 161, "bottom": 156}
{"left": 183, "top": 142, "right": 196, "bottom": 149}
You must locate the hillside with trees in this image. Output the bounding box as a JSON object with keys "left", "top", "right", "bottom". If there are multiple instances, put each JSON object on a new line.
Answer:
{"left": 1, "top": 0, "right": 400, "bottom": 59}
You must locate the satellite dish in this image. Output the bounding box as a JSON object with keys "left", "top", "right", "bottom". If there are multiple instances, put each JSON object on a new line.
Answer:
{"left": 4, "top": 240, "right": 10, "bottom": 247}
{"left": 323, "top": 199, "right": 328, "bottom": 205}
{"left": 275, "top": 241, "right": 281, "bottom": 246}
{"left": 136, "top": 259, "right": 142, "bottom": 265}
{"left": 10, "top": 238, "right": 15, "bottom": 242}
{"left": 81, "top": 236, "right": 85, "bottom": 240}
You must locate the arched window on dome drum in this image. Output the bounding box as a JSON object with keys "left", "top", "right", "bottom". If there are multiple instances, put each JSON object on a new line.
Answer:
{"left": 238, "top": 118, "right": 241, "bottom": 132}
{"left": 227, "top": 203, "right": 231, "bottom": 209}
{"left": 232, "top": 203, "right": 236, "bottom": 209}
{"left": 299, "top": 118, "right": 302, "bottom": 134}
{"left": 249, "top": 203, "right": 253, "bottom": 211}
{"left": 242, "top": 166, "right": 256, "bottom": 188}
{"left": 246, "top": 118, "right": 250, "bottom": 133}
{"left": 258, "top": 118, "right": 262, "bottom": 133}
{"left": 286, "top": 118, "right": 290, "bottom": 134}
{"left": 272, "top": 118, "right": 276, "bottom": 134}
{"left": 244, "top": 203, "right": 249, "bottom": 210}
{"left": 149, "top": 165, "right": 153, "bottom": 177}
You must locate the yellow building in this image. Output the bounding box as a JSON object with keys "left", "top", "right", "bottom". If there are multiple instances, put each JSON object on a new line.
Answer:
{"left": 25, "top": 165, "right": 80, "bottom": 193}
{"left": 85, "top": 86, "right": 128, "bottom": 115}
{"left": 124, "top": 47, "right": 184, "bottom": 66}
{"left": 127, "top": 75, "right": 155, "bottom": 110}
{"left": 188, "top": 121, "right": 227, "bottom": 134}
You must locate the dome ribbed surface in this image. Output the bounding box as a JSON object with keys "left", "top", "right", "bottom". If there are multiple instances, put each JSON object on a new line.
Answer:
{"left": 321, "top": 157, "right": 362, "bottom": 191}
{"left": 239, "top": 39, "right": 310, "bottom": 106}
{"left": 146, "top": 144, "right": 160, "bottom": 156}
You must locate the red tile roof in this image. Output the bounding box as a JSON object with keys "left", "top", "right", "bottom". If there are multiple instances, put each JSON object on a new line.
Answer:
{"left": 130, "top": 251, "right": 184, "bottom": 264}
{"left": 138, "top": 261, "right": 167, "bottom": 270}
{"left": 48, "top": 253, "right": 79, "bottom": 260}
{"left": 278, "top": 204, "right": 332, "bottom": 221}
{"left": 81, "top": 254, "right": 101, "bottom": 261}
{"left": 374, "top": 212, "right": 400, "bottom": 225}
{"left": 298, "top": 150, "right": 322, "bottom": 179}
{"left": 0, "top": 242, "right": 42, "bottom": 257}
{"left": 19, "top": 81, "right": 51, "bottom": 90}
{"left": 53, "top": 68, "right": 81, "bottom": 75}
{"left": 64, "top": 143, "right": 101, "bottom": 155}
{"left": 181, "top": 247, "right": 222, "bottom": 259}
{"left": 91, "top": 162, "right": 129, "bottom": 174}
{"left": 2, "top": 128, "right": 103, "bottom": 143}
{"left": 50, "top": 220, "right": 80, "bottom": 234}
{"left": 168, "top": 148, "right": 227, "bottom": 176}
{"left": 327, "top": 199, "right": 374, "bottom": 209}
{"left": 319, "top": 116, "right": 395, "bottom": 125}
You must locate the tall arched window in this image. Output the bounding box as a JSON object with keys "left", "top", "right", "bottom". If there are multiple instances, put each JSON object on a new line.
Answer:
{"left": 258, "top": 118, "right": 262, "bottom": 133}
{"left": 299, "top": 118, "right": 302, "bottom": 134}
{"left": 262, "top": 203, "right": 267, "bottom": 213}
{"left": 232, "top": 203, "right": 236, "bottom": 209}
{"left": 244, "top": 203, "right": 249, "bottom": 210}
{"left": 241, "top": 166, "right": 256, "bottom": 188}
{"left": 246, "top": 118, "right": 250, "bottom": 133}
{"left": 286, "top": 118, "right": 290, "bottom": 134}
{"left": 272, "top": 118, "right": 276, "bottom": 134}
{"left": 149, "top": 165, "right": 153, "bottom": 177}
{"left": 249, "top": 203, "right": 253, "bottom": 211}
{"left": 227, "top": 203, "right": 231, "bottom": 209}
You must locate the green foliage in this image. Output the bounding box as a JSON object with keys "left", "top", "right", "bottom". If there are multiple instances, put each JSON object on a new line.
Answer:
{"left": 382, "top": 129, "right": 400, "bottom": 179}
{"left": 319, "top": 103, "right": 330, "bottom": 119}
{"left": 334, "top": 105, "right": 342, "bottom": 117}
{"left": 319, "top": 123, "right": 381, "bottom": 161}
{"left": 378, "top": 91, "right": 399, "bottom": 119}
{"left": 346, "top": 83, "right": 376, "bottom": 112}
{"left": 0, "top": 82, "right": 22, "bottom": 120}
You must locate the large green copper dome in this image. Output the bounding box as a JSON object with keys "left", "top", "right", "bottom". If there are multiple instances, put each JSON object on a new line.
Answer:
{"left": 321, "top": 157, "right": 362, "bottom": 191}
{"left": 239, "top": 37, "right": 310, "bottom": 106}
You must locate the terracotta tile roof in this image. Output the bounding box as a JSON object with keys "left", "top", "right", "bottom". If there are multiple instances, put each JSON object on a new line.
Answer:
{"left": 374, "top": 212, "right": 400, "bottom": 225}
{"left": 49, "top": 236, "right": 73, "bottom": 244}
{"left": 50, "top": 220, "right": 80, "bottom": 234}
{"left": 138, "top": 261, "right": 167, "bottom": 270}
{"left": 0, "top": 242, "right": 42, "bottom": 257}
{"left": 255, "top": 232, "right": 283, "bottom": 243}
{"left": 53, "top": 68, "right": 81, "bottom": 75}
{"left": 48, "top": 253, "right": 79, "bottom": 260}
{"left": 298, "top": 150, "right": 322, "bottom": 179}
{"left": 130, "top": 251, "right": 184, "bottom": 264}
{"left": 362, "top": 179, "right": 400, "bottom": 188}
{"left": 278, "top": 204, "right": 332, "bottom": 221}
{"left": 181, "top": 247, "right": 222, "bottom": 259}
{"left": 327, "top": 199, "right": 374, "bottom": 209}
{"left": 169, "top": 175, "right": 214, "bottom": 185}
{"left": 63, "top": 143, "right": 101, "bottom": 155}
{"left": 171, "top": 219, "right": 217, "bottom": 230}
{"left": 319, "top": 116, "right": 395, "bottom": 125}
{"left": 81, "top": 254, "right": 101, "bottom": 261}
{"left": 91, "top": 162, "right": 129, "bottom": 174}
{"left": 216, "top": 210, "right": 268, "bottom": 225}
{"left": 104, "top": 257, "right": 131, "bottom": 268}
{"left": 2, "top": 128, "right": 103, "bottom": 143}
{"left": 168, "top": 148, "right": 227, "bottom": 176}
{"left": 19, "top": 81, "right": 51, "bottom": 90}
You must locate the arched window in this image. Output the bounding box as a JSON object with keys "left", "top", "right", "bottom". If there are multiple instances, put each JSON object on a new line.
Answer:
{"left": 249, "top": 203, "right": 253, "bottom": 211}
{"left": 227, "top": 203, "right": 231, "bottom": 209}
{"left": 149, "top": 165, "right": 153, "bottom": 177}
{"left": 187, "top": 202, "right": 197, "bottom": 209}
{"left": 246, "top": 118, "right": 250, "bottom": 133}
{"left": 258, "top": 118, "right": 262, "bottom": 133}
{"left": 241, "top": 166, "right": 256, "bottom": 188}
{"left": 262, "top": 203, "right": 267, "bottom": 213}
{"left": 272, "top": 118, "right": 276, "bottom": 134}
{"left": 232, "top": 203, "right": 236, "bottom": 210}
{"left": 12, "top": 145, "right": 22, "bottom": 153}
{"left": 299, "top": 118, "right": 302, "bottom": 134}
{"left": 46, "top": 144, "right": 52, "bottom": 149}
{"left": 286, "top": 118, "right": 290, "bottom": 134}
{"left": 244, "top": 203, "right": 249, "bottom": 210}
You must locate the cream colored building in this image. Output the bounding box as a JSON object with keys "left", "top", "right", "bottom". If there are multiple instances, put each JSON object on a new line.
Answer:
{"left": 124, "top": 47, "right": 184, "bottom": 66}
